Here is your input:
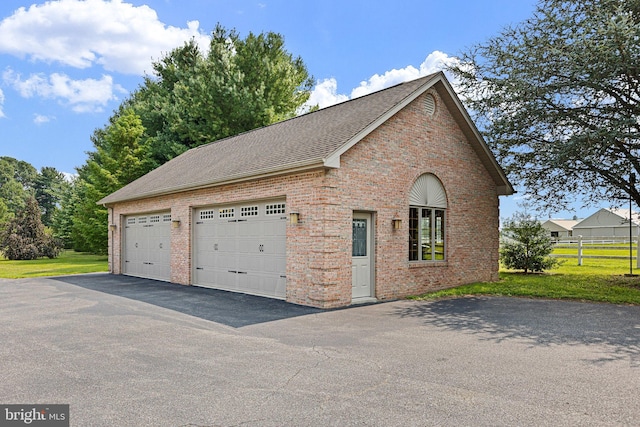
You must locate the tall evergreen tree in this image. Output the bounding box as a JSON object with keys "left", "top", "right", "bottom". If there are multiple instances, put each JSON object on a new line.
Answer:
{"left": 34, "top": 166, "right": 68, "bottom": 227}
{"left": 72, "top": 108, "right": 148, "bottom": 254}
{"left": 132, "top": 25, "right": 314, "bottom": 167}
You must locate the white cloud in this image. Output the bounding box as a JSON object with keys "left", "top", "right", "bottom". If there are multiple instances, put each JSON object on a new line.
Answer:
{"left": 33, "top": 114, "right": 54, "bottom": 124}
{"left": 0, "top": 0, "right": 210, "bottom": 75}
{"left": 4, "top": 69, "right": 125, "bottom": 113}
{"left": 352, "top": 51, "right": 461, "bottom": 99}
{"left": 308, "top": 51, "right": 462, "bottom": 111}
{"left": 62, "top": 171, "right": 78, "bottom": 182}
{"left": 304, "top": 78, "right": 349, "bottom": 110}
{"left": 0, "top": 88, "right": 5, "bottom": 118}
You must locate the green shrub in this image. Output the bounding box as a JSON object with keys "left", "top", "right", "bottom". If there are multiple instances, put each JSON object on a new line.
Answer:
{"left": 500, "top": 212, "right": 558, "bottom": 273}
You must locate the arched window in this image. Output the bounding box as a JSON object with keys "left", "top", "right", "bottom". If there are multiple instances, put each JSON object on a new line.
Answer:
{"left": 409, "top": 174, "right": 447, "bottom": 261}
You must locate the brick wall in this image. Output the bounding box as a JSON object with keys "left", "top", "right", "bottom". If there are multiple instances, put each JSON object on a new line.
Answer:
{"left": 328, "top": 89, "right": 500, "bottom": 302}
{"left": 108, "top": 88, "right": 501, "bottom": 308}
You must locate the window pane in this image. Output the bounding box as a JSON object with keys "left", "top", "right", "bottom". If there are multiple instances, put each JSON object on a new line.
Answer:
{"left": 409, "top": 208, "right": 419, "bottom": 260}
{"left": 435, "top": 210, "right": 445, "bottom": 260}
{"left": 421, "top": 209, "right": 432, "bottom": 260}
{"left": 352, "top": 219, "right": 367, "bottom": 257}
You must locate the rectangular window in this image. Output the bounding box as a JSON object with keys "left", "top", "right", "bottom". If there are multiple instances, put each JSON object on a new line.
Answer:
{"left": 240, "top": 206, "right": 259, "bottom": 217}
{"left": 352, "top": 219, "right": 367, "bottom": 257}
{"left": 409, "top": 208, "right": 419, "bottom": 261}
{"left": 266, "top": 203, "right": 286, "bottom": 215}
{"left": 138, "top": 217, "right": 147, "bottom": 224}
{"left": 150, "top": 215, "right": 160, "bottom": 223}
{"left": 127, "top": 218, "right": 136, "bottom": 225}
{"left": 219, "top": 208, "right": 234, "bottom": 218}
{"left": 421, "top": 209, "right": 432, "bottom": 260}
{"left": 163, "top": 214, "right": 172, "bottom": 222}
{"left": 200, "top": 210, "right": 215, "bottom": 220}
{"left": 435, "top": 209, "right": 445, "bottom": 260}
{"left": 409, "top": 207, "right": 445, "bottom": 262}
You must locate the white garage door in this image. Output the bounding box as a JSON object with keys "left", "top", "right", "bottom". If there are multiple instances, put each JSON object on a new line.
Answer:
{"left": 193, "top": 201, "right": 287, "bottom": 299}
{"left": 123, "top": 212, "right": 171, "bottom": 281}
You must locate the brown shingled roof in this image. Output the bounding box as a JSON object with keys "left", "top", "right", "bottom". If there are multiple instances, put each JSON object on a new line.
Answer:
{"left": 99, "top": 72, "right": 512, "bottom": 205}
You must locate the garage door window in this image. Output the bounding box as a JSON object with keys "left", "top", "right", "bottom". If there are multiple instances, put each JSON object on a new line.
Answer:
{"left": 200, "top": 210, "right": 215, "bottom": 220}
{"left": 241, "top": 206, "right": 259, "bottom": 217}
{"left": 219, "top": 208, "right": 234, "bottom": 218}
{"left": 266, "top": 203, "right": 286, "bottom": 215}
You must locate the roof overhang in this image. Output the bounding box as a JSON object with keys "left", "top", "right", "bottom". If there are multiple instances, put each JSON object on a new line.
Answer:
{"left": 99, "top": 160, "right": 328, "bottom": 206}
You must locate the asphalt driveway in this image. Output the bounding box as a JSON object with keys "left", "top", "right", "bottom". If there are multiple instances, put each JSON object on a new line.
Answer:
{"left": 1, "top": 274, "right": 639, "bottom": 426}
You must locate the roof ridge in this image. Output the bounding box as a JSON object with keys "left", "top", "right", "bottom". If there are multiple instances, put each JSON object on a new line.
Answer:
{"left": 192, "top": 72, "right": 441, "bottom": 151}
{"left": 300, "top": 71, "right": 440, "bottom": 114}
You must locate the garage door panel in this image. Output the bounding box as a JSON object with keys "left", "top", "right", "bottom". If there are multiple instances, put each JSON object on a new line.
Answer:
{"left": 123, "top": 212, "right": 171, "bottom": 282}
{"left": 193, "top": 201, "right": 287, "bottom": 299}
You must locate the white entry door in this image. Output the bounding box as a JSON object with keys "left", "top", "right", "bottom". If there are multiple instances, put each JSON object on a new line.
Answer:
{"left": 352, "top": 212, "right": 373, "bottom": 300}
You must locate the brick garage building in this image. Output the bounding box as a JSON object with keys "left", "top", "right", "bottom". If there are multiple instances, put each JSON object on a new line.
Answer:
{"left": 99, "top": 72, "right": 513, "bottom": 308}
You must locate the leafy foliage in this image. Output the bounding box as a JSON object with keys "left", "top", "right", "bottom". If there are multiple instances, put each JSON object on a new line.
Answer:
{"left": 0, "top": 157, "right": 69, "bottom": 248}
{"left": 449, "top": 0, "right": 640, "bottom": 212}
{"left": 0, "top": 156, "right": 37, "bottom": 215}
{"left": 73, "top": 25, "right": 314, "bottom": 253}
{"left": 0, "top": 197, "right": 63, "bottom": 260}
{"left": 72, "top": 108, "right": 148, "bottom": 254}
{"left": 500, "top": 213, "right": 559, "bottom": 273}
{"left": 34, "top": 166, "right": 69, "bottom": 227}
{"left": 132, "top": 25, "right": 314, "bottom": 167}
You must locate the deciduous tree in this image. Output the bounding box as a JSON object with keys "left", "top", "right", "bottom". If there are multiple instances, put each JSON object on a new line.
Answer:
{"left": 0, "top": 156, "right": 36, "bottom": 214}
{"left": 0, "top": 197, "right": 62, "bottom": 260}
{"left": 449, "top": 0, "right": 640, "bottom": 212}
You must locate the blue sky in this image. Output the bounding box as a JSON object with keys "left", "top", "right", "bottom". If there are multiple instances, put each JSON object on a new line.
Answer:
{"left": 0, "top": 0, "right": 593, "bottom": 219}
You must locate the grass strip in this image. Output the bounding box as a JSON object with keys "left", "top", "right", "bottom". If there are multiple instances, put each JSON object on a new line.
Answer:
{"left": 410, "top": 257, "right": 640, "bottom": 305}
{"left": 0, "top": 251, "right": 108, "bottom": 279}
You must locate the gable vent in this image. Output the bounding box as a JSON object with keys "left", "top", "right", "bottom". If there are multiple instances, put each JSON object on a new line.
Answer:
{"left": 410, "top": 173, "right": 447, "bottom": 208}
{"left": 424, "top": 94, "right": 436, "bottom": 115}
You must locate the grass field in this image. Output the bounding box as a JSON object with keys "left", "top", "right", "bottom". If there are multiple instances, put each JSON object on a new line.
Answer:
{"left": 0, "top": 251, "right": 108, "bottom": 279}
{"left": 411, "top": 255, "right": 640, "bottom": 305}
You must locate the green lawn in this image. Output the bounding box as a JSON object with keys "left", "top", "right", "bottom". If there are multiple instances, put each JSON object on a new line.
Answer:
{"left": 410, "top": 256, "right": 640, "bottom": 305}
{"left": 0, "top": 250, "right": 108, "bottom": 279}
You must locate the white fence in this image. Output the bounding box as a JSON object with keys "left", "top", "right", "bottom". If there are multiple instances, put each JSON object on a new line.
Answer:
{"left": 552, "top": 235, "right": 640, "bottom": 267}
